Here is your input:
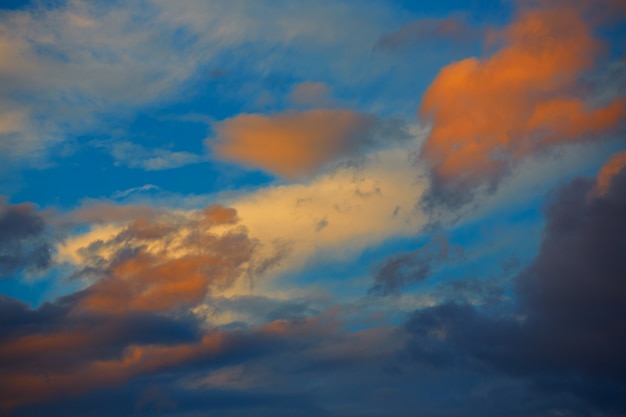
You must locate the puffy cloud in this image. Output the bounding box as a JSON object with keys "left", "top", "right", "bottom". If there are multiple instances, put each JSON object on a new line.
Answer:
{"left": 210, "top": 109, "right": 409, "bottom": 178}
{"left": 596, "top": 149, "right": 626, "bottom": 195}
{"left": 404, "top": 157, "right": 626, "bottom": 414}
{"left": 0, "top": 201, "right": 296, "bottom": 411}
{"left": 0, "top": 199, "right": 53, "bottom": 277}
{"left": 59, "top": 204, "right": 272, "bottom": 314}
{"left": 418, "top": 1, "right": 625, "bottom": 198}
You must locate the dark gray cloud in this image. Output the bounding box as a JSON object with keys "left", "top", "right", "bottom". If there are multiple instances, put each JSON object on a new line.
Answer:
{"left": 369, "top": 236, "right": 463, "bottom": 296}
{"left": 404, "top": 166, "right": 626, "bottom": 414}
{"left": 0, "top": 199, "right": 53, "bottom": 277}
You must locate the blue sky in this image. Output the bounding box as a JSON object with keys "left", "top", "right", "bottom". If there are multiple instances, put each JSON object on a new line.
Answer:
{"left": 0, "top": 1, "right": 625, "bottom": 416}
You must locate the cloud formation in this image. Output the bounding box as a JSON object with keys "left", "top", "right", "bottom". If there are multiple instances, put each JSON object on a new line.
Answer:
{"left": 95, "top": 141, "right": 203, "bottom": 171}
{"left": 60, "top": 204, "right": 273, "bottom": 313}
{"left": 0, "top": 201, "right": 298, "bottom": 411}
{"left": 0, "top": 199, "right": 53, "bottom": 277}
{"left": 376, "top": 16, "right": 481, "bottom": 50}
{"left": 211, "top": 109, "right": 408, "bottom": 178}
{"left": 404, "top": 157, "right": 626, "bottom": 413}
{"left": 369, "top": 236, "right": 462, "bottom": 296}
{"left": 596, "top": 150, "right": 626, "bottom": 195}
{"left": 0, "top": 0, "right": 404, "bottom": 165}
{"left": 419, "top": 1, "right": 625, "bottom": 197}
{"left": 289, "top": 82, "right": 333, "bottom": 107}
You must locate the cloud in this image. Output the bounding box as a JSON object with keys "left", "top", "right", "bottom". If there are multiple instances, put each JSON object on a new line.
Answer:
{"left": 418, "top": 1, "right": 625, "bottom": 201}
{"left": 0, "top": 280, "right": 406, "bottom": 415}
{"left": 595, "top": 149, "right": 626, "bottom": 195}
{"left": 0, "top": 200, "right": 299, "bottom": 411}
{"left": 0, "top": 298, "right": 273, "bottom": 412}
{"left": 111, "top": 184, "right": 160, "bottom": 200}
{"left": 59, "top": 204, "right": 279, "bottom": 314}
{"left": 369, "top": 235, "right": 463, "bottom": 296}
{"left": 0, "top": 0, "right": 404, "bottom": 165}
{"left": 224, "top": 146, "right": 428, "bottom": 281}
{"left": 403, "top": 157, "right": 626, "bottom": 413}
{"left": 95, "top": 141, "right": 203, "bottom": 171}
{"left": 289, "top": 82, "right": 332, "bottom": 107}
{"left": 0, "top": 198, "right": 53, "bottom": 277}
{"left": 210, "top": 109, "right": 410, "bottom": 178}
{"left": 375, "top": 16, "right": 481, "bottom": 50}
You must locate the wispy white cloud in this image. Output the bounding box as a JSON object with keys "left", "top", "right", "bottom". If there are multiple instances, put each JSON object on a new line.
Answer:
{"left": 111, "top": 184, "right": 160, "bottom": 199}
{"left": 94, "top": 140, "right": 204, "bottom": 170}
{"left": 0, "top": 0, "right": 404, "bottom": 165}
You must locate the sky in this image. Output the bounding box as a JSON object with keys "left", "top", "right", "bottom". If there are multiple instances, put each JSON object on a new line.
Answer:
{"left": 0, "top": 0, "right": 625, "bottom": 416}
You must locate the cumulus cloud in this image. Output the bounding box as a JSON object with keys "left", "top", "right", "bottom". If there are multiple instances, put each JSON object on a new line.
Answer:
{"left": 595, "top": 149, "right": 626, "bottom": 195}
{"left": 0, "top": 199, "right": 53, "bottom": 277}
{"left": 418, "top": 0, "right": 625, "bottom": 202}
{"left": 404, "top": 157, "right": 626, "bottom": 413}
{"left": 210, "top": 109, "right": 410, "bottom": 178}
{"left": 0, "top": 200, "right": 299, "bottom": 411}
{"left": 60, "top": 204, "right": 278, "bottom": 313}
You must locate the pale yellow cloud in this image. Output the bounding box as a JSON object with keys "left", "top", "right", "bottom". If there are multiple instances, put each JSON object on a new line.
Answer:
{"left": 222, "top": 146, "right": 428, "bottom": 291}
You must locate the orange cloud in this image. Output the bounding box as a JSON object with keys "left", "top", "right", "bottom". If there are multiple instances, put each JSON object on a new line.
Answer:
{"left": 419, "top": 1, "right": 625, "bottom": 188}
{"left": 0, "top": 310, "right": 336, "bottom": 412}
{"left": 210, "top": 110, "right": 377, "bottom": 178}
{"left": 0, "top": 331, "right": 226, "bottom": 411}
{"left": 70, "top": 205, "right": 258, "bottom": 314}
{"left": 596, "top": 150, "right": 626, "bottom": 195}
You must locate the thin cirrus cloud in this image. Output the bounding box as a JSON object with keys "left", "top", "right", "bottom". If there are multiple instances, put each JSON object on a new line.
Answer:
{"left": 209, "top": 109, "right": 409, "bottom": 178}
{"left": 0, "top": 0, "right": 401, "bottom": 165}
{"left": 93, "top": 141, "right": 204, "bottom": 171}
{"left": 289, "top": 81, "right": 333, "bottom": 107}
{"left": 375, "top": 16, "right": 482, "bottom": 51}
{"left": 418, "top": 0, "right": 625, "bottom": 196}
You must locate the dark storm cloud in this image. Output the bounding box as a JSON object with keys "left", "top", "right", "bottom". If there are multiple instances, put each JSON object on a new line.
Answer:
{"left": 0, "top": 199, "right": 53, "bottom": 277}
{"left": 404, "top": 166, "right": 626, "bottom": 414}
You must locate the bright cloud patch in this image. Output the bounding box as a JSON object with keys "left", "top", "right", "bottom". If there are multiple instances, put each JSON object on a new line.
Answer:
{"left": 419, "top": 1, "right": 625, "bottom": 191}
{"left": 210, "top": 109, "right": 404, "bottom": 178}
